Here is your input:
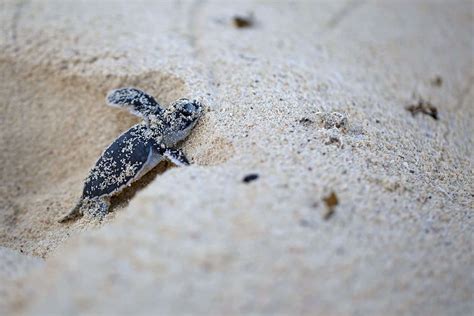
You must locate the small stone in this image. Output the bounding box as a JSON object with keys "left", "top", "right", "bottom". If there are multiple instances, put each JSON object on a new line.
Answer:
{"left": 242, "top": 173, "right": 259, "bottom": 183}
{"left": 233, "top": 15, "right": 254, "bottom": 28}
{"left": 322, "top": 192, "right": 338, "bottom": 220}
{"left": 321, "top": 112, "right": 348, "bottom": 130}
{"left": 431, "top": 76, "right": 443, "bottom": 87}
{"left": 406, "top": 99, "right": 438, "bottom": 120}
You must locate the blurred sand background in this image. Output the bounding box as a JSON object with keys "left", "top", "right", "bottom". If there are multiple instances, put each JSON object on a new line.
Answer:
{"left": 0, "top": 0, "right": 473, "bottom": 315}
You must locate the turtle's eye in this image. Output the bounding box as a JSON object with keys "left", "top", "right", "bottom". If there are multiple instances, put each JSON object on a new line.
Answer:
{"left": 181, "top": 109, "right": 192, "bottom": 117}
{"left": 180, "top": 102, "right": 196, "bottom": 116}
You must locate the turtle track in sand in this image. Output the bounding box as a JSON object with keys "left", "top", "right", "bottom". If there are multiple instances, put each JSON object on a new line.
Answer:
{"left": 0, "top": 58, "right": 187, "bottom": 257}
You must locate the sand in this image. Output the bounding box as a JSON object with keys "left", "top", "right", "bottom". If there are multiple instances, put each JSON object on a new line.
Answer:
{"left": 1, "top": 0, "right": 473, "bottom": 315}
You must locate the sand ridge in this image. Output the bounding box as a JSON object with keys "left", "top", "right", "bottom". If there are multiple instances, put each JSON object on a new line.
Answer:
{"left": 0, "top": 0, "right": 473, "bottom": 314}
{"left": 0, "top": 58, "right": 190, "bottom": 256}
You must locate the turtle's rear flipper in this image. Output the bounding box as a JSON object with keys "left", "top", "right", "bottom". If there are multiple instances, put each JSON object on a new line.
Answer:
{"left": 58, "top": 199, "right": 83, "bottom": 223}
{"left": 82, "top": 197, "right": 111, "bottom": 221}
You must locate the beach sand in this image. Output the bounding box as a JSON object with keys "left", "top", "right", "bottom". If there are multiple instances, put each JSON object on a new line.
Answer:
{"left": 1, "top": 0, "right": 473, "bottom": 314}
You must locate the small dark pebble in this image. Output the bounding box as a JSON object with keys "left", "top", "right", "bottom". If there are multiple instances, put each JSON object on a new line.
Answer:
{"left": 242, "top": 173, "right": 259, "bottom": 183}
{"left": 322, "top": 192, "right": 338, "bottom": 220}
{"left": 409, "top": 170, "right": 415, "bottom": 174}
{"left": 406, "top": 99, "right": 438, "bottom": 120}
{"left": 299, "top": 117, "right": 313, "bottom": 125}
{"left": 325, "top": 135, "right": 341, "bottom": 146}
{"left": 431, "top": 76, "right": 443, "bottom": 87}
{"left": 233, "top": 15, "right": 254, "bottom": 28}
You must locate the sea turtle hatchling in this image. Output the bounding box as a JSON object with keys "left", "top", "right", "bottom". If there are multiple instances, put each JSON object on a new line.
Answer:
{"left": 59, "top": 88, "right": 203, "bottom": 222}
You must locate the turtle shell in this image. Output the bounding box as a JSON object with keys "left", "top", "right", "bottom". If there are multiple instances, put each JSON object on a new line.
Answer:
{"left": 83, "top": 123, "right": 160, "bottom": 198}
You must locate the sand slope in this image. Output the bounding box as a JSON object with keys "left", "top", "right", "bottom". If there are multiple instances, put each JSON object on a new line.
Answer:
{"left": 1, "top": 0, "right": 473, "bottom": 315}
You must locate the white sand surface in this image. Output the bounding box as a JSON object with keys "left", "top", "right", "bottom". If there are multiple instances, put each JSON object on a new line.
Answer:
{"left": 1, "top": 0, "right": 473, "bottom": 315}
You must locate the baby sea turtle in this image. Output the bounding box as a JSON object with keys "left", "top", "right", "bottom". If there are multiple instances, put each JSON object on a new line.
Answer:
{"left": 59, "top": 88, "right": 203, "bottom": 222}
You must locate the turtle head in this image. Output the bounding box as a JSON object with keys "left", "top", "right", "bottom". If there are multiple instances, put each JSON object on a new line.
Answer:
{"left": 161, "top": 98, "right": 203, "bottom": 146}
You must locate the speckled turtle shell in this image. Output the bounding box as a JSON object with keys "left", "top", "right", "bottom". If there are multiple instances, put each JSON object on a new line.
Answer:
{"left": 84, "top": 123, "right": 161, "bottom": 197}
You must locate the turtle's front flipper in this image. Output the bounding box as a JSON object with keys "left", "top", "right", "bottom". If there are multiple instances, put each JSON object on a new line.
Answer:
{"left": 162, "top": 148, "right": 190, "bottom": 166}
{"left": 106, "top": 88, "right": 164, "bottom": 118}
{"left": 58, "top": 196, "right": 111, "bottom": 223}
